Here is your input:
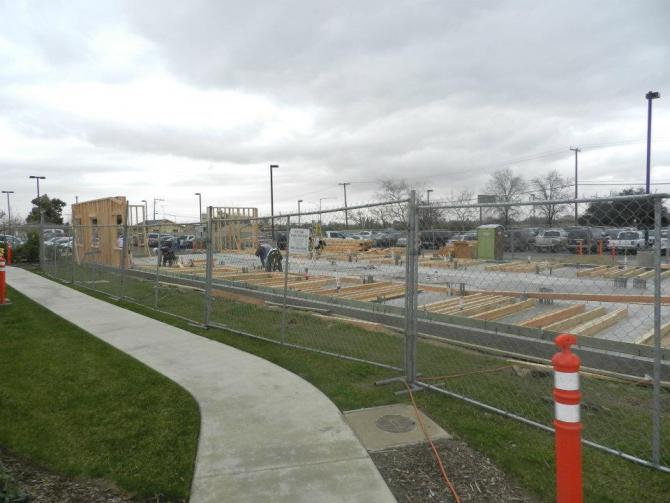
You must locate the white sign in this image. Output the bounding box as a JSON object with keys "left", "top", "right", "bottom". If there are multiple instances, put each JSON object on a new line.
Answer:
{"left": 289, "top": 228, "right": 310, "bottom": 254}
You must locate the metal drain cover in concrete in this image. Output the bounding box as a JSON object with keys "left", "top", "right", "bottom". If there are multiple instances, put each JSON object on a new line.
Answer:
{"left": 376, "top": 414, "right": 416, "bottom": 433}
{"left": 344, "top": 404, "right": 450, "bottom": 451}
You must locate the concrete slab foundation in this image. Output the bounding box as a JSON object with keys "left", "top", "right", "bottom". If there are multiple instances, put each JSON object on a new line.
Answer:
{"left": 344, "top": 404, "right": 450, "bottom": 451}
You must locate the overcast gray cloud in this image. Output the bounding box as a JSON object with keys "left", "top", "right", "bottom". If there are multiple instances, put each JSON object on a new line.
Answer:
{"left": 0, "top": 0, "right": 668, "bottom": 221}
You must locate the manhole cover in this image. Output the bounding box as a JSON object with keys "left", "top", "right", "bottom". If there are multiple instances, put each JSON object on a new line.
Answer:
{"left": 375, "top": 414, "right": 416, "bottom": 433}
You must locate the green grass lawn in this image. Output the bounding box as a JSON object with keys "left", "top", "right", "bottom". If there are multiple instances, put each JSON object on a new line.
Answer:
{"left": 30, "top": 264, "right": 670, "bottom": 501}
{"left": 0, "top": 286, "right": 200, "bottom": 500}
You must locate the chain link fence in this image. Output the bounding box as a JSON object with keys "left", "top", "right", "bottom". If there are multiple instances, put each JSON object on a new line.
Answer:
{"left": 415, "top": 193, "right": 669, "bottom": 472}
{"left": 22, "top": 192, "right": 668, "bottom": 476}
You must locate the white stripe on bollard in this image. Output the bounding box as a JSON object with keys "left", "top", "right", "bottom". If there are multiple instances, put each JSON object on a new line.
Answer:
{"left": 555, "top": 402, "right": 580, "bottom": 423}
{"left": 554, "top": 371, "right": 579, "bottom": 391}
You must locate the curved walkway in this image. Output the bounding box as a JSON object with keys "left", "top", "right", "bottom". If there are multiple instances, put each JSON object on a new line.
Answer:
{"left": 7, "top": 267, "right": 396, "bottom": 503}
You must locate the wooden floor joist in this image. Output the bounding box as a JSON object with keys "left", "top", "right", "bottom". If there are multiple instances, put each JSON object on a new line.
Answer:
{"left": 543, "top": 307, "right": 607, "bottom": 332}
{"left": 344, "top": 285, "right": 406, "bottom": 300}
{"left": 518, "top": 304, "right": 586, "bottom": 328}
{"left": 635, "top": 321, "right": 670, "bottom": 345}
{"left": 447, "top": 298, "right": 514, "bottom": 317}
{"left": 576, "top": 265, "right": 609, "bottom": 277}
{"left": 471, "top": 299, "right": 536, "bottom": 321}
{"left": 571, "top": 308, "right": 628, "bottom": 337}
{"left": 420, "top": 293, "right": 488, "bottom": 310}
{"left": 429, "top": 295, "right": 501, "bottom": 314}
{"left": 321, "top": 282, "right": 393, "bottom": 296}
{"left": 354, "top": 288, "right": 407, "bottom": 302}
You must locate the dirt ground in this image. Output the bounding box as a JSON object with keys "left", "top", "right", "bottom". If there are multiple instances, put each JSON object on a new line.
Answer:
{"left": 370, "top": 439, "right": 537, "bottom": 503}
{"left": 0, "top": 448, "right": 137, "bottom": 503}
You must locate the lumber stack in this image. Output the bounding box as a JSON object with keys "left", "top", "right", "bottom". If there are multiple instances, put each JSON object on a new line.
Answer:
{"left": 324, "top": 238, "right": 373, "bottom": 254}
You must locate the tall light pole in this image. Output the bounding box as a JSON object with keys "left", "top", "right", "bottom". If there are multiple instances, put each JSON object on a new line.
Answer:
{"left": 297, "top": 199, "right": 303, "bottom": 225}
{"left": 29, "top": 175, "right": 46, "bottom": 214}
{"left": 141, "top": 200, "right": 148, "bottom": 222}
{"left": 153, "top": 198, "right": 164, "bottom": 221}
{"left": 195, "top": 192, "right": 202, "bottom": 224}
{"left": 570, "top": 147, "right": 581, "bottom": 225}
{"left": 339, "top": 182, "right": 350, "bottom": 228}
{"left": 426, "top": 189, "right": 433, "bottom": 205}
{"left": 270, "top": 164, "right": 279, "bottom": 240}
{"left": 646, "top": 91, "right": 661, "bottom": 194}
{"left": 2, "top": 190, "right": 13, "bottom": 235}
{"left": 319, "top": 196, "right": 335, "bottom": 226}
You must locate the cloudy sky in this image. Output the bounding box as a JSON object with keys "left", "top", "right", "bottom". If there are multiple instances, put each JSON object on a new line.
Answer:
{"left": 1, "top": 0, "right": 668, "bottom": 222}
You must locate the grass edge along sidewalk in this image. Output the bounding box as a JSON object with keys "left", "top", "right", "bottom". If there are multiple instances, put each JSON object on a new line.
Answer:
{"left": 59, "top": 277, "right": 670, "bottom": 503}
{"left": 0, "top": 286, "right": 200, "bottom": 501}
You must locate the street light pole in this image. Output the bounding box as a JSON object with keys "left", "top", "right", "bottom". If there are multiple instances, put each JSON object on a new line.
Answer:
{"left": 339, "top": 182, "right": 350, "bottom": 228}
{"left": 297, "top": 199, "right": 303, "bottom": 226}
{"left": 570, "top": 147, "right": 581, "bottom": 225}
{"left": 319, "top": 197, "right": 335, "bottom": 227}
{"left": 29, "top": 175, "right": 46, "bottom": 214}
{"left": 270, "top": 164, "right": 279, "bottom": 240}
{"left": 195, "top": 193, "right": 202, "bottom": 224}
{"left": 2, "top": 191, "right": 14, "bottom": 235}
{"left": 646, "top": 91, "right": 661, "bottom": 194}
{"left": 153, "top": 198, "right": 164, "bottom": 221}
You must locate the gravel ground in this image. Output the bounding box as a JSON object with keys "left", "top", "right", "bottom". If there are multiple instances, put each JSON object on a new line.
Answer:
{"left": 0, "top": 448, "right": 137, "bottom": 503}
{"left": 370, "top": 439, "right": 537, "bottom": 503}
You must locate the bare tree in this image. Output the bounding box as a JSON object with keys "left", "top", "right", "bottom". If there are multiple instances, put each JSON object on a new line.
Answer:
{"left": 485, "top": 168, "right": 526, "bottom": 227}
{"left": 531, "top": 170, "right": 572, "bottom": 226}
{"left": 448, "top": 190, "right": 476, "bottom": 230}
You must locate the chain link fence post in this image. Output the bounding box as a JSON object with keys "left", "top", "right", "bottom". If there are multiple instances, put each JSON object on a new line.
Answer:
{"left": 39, "top": 213, "right": 45, "bottom": 271}
{"left": 204, "top": 206, "right": 213, "bottom": 327}
{"left": 404, "top": 190, "right": 418, "bottom": 384}
{"left": 652, "top": 196, "right": 662, "bottom": 466}
{"left": 119, "top": 203, "right": 130, "bottom": 301}
{"left": 70, "top": 224, "right": 76, "bottom": 285}
{"left": 280, "top": 215, "right": 291, "bottom": 345}
{"left": 153, "top": 226, "right": 160, "bottom": 310}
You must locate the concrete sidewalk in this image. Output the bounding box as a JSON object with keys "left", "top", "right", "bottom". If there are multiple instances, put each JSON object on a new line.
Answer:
{"left": 6, "top": 267, "right": 396, "bottom": 503}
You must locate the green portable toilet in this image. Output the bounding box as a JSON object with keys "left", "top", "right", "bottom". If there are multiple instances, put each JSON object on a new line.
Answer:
{"left": 477, "top": 224, "right": 504, "bottom": 260}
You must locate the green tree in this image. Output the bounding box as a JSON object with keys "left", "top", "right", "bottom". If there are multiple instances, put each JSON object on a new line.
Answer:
{"left": 26, "top": 195, "right": 67, "bottom": 224}
{"left": 578, "top": 188, "right": 668, "bottom": 228}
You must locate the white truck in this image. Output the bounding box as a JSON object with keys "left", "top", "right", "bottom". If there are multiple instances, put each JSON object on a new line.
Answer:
{"left": 608, "top": 231, "right": 646, "bottom": 253}
{"left": 534, "top": 229, "right": 568, "bottom": 252}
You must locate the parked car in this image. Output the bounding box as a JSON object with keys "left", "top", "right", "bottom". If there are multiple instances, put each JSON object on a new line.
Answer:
{"left": 419, "top": 230, "right": 453, "bottom": 249}
{"left": 564, "top": 227, "right": 601, "bottom": 254}
{"left": 324, "top": 231, "right": 346, "bottom": 239}
{"left": 648, "top": 228, "right": 669, "bottom": 246}
{"left": 534, "top": 229, "right": 568, "bottom": 252}
{"left": 177, "top": 235, "right": 195, "bottom": 249}
{"left": 503, "top": 229, "right": 531, "bottom": 251}
{"left": 147, "top": 232, "right": 160, "bottom": 247}
{"left": 0, "top": 235, "right": 24, "bottom": 248}
{"left": 608, "top": 230, "right": 646, "bottom": 253}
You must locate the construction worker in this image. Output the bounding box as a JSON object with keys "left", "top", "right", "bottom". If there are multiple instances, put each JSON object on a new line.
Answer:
{"left": 256, "top": 243, "right": 283, "bottom": 271}
{"left": 255, "top": 243, "right": 273, "bottom": 268}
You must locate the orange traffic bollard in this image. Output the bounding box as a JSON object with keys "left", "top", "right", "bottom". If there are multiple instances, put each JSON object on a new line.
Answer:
{"left": 0, "top": 258, "right": 6, "bottom": 305}
{"left": 577, "top": 240, "right": 583, "bottom": 256}
{"left": 6, "top": 241, "right": 11, "bottom": 265}
{"left": 597, "top": 240, "right": 603, "bottom": 256}
{"left": 552, "top": 334, "right": 582, "bottom": 503}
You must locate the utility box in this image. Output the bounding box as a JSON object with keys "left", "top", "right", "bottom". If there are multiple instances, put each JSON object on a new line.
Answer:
{"left": 477, "top": 224, "right": 504, "bottom": 260}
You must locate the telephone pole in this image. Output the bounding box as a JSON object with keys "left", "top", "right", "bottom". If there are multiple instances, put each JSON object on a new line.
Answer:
{"left": 339, "top": 182, "right": 350, "bottom": 228}
{"left": 570, "top": 147, "right": 581, "bottom": 225}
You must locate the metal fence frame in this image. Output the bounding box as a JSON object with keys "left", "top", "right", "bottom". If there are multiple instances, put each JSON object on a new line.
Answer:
{"left": 24, "top": 192, "right": 668, "bottom": 474}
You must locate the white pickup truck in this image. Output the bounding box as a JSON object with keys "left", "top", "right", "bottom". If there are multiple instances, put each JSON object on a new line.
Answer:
{"left": 534, "top": 229, "right": 568, "bottom": 252}
{"left": 608, "top": 231, "right": 646, "bottom": 252}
